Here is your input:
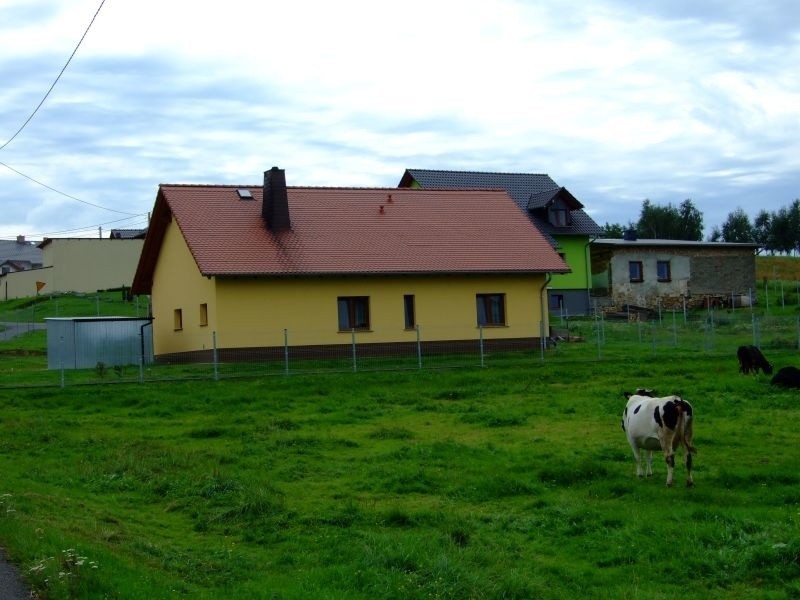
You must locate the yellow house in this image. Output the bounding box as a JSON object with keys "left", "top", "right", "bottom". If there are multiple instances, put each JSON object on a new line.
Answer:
{"left": 1, "top": 237, "right": 144, "bottom": 299}
{"left": 131, "top": 168, "right": 569, "bottom": 358}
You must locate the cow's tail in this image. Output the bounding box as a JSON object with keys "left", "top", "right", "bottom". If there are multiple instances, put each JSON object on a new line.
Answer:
{"left": 682, "top": 414, "right": 697, "bottom": 454}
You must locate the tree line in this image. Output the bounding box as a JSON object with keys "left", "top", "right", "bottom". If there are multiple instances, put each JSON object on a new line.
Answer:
{"left": 601, "top": 199, "right": 800, "bottom": 255}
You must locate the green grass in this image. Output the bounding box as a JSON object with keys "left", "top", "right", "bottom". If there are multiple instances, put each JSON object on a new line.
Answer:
{"left": 0, "top": 290, "right": 148, "bottom": 323}
{"left": 1, "top": 355, "right": 799, "bottom": 599}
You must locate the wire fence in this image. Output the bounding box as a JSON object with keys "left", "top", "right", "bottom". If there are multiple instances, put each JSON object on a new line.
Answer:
{"left": 2, "top": 308, "right": 799, "bottom": 389}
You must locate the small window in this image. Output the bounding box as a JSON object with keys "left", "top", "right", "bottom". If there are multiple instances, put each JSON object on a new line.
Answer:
{"left": 476, "top": 293, "right": 506, "bottom": 326}
{"left": 199, "top": 303, "right": 208, "bottom": 327}
{"left": 338, "top": 296, "right": 370, "bottom": 330}
{"left": 174, "top": 308, "right": 183, "bottom": 331}
{"left": 403, "top": 294, "right": 416, "bottom": 329}
{"left": 549, "top": 294, "right": 565, "bottom": 311}
{"left": 657, "top": 260, "right": 671, "bottom": 282}
{"left": 551, "top": 208, "right": 569, "bottom": 227}
{"left": 629, "top": 261, "right": 643, "bottom": 283}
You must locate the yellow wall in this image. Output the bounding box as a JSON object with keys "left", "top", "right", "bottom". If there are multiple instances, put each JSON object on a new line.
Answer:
{"left": 151, "top": 220, "right": 217, "bottom": 355}
{"left": 43, "top": 239, "right": 145, "bottom": 294}
{"left": 153, "top": 220, "right": 551, "bottom": 355}
{"left": 1, "top": 266, "right": 54, "bottom": 300}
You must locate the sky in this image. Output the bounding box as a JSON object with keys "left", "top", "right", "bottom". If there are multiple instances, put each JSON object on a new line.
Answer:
{"left": 1, "top": 0, "right": 799, "bottom": 241}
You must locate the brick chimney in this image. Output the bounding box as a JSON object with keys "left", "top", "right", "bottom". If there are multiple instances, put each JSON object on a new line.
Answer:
{"left": 262, "top": 167, "right": 291, "bottom": 230}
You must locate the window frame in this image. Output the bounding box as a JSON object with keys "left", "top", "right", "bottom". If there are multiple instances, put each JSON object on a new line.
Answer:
{"left": 199, "top": 303, "right": 208, "bottom": 327}
{"left": 173, "top": 308, "right": 183, "bottom": 331}
{"left": 550, "top": 208, "right": 569, "bottom": 227}
{"left": 476, "top": 293, "right": 507, "bottom": 327}
{"left": 628, "top": 261, "right": 644, "bottom": 283}
{"left": 403, "top": 294, "right": 416, "bottom": 330}
{"left": 657, "top": 260, "right": 671, "bottom": 282}
{"left": 337, "top": 296, "right": 370, "bottom": 331}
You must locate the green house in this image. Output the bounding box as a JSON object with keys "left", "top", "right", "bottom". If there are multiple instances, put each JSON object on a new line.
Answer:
{"left": 399, "top": 169, "right": 602, "bottom": 315}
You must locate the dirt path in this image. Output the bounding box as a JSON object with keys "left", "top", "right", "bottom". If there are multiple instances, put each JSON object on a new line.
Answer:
{"left": 0, "top": 548, "right": 31, "bottom": 599}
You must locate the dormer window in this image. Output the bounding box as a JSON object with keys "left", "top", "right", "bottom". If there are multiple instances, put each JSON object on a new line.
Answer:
{"left": 550, "top": 208, "right": 569, "bottom": 227}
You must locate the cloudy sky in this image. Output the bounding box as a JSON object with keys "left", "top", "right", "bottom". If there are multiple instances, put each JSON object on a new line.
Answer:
{"left": 1, "top": 0, "right": 799, "bottom": 241}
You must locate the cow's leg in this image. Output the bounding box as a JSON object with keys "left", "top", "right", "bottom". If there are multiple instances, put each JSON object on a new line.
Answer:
{"left": 661, "top": 431, "right": 676, "bottom": 487}
{"left": 685, "top": 450, "right": 694, "bottom": 486}
{"left": 645, "top": 450, "right": 653, "bottom": 477}
{"left": 631, "top": 445, "right": 645, "bottom": 478}
{"left": 664, "top": 452, "right": 675, "bottom": 487}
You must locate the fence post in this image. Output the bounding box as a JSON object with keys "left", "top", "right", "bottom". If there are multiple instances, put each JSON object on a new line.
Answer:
{"left": 672, "top": 310, "right": 677, "bottom": 346}
{"left": 212, "top": 331, "right": 218, "bottom": 381}
{"left": 416, "top": 324, "right": 422, "bottom": 370}
{"left": 479, "top": 325, "right": 485, "bottom": 367}
{"left": 595, "top": 314, "right": 602, "bottom": 359}
{"left": 540, "top": 320, "right": 546, "bottom": 362}
{"left": 284, "top": 329, "right": 289, "bottom": 376}
{"left": 651, "top": 323, "right": 657, "bottom": 356}
{"left": 351, "top": 328, "right": 357, "bottom": 372}
{"left": 138, "top": 331, "right": 144, "bottom": 384}
{"left": 60, "top": 336, "right": 65, "bottom": 389}
{"left": 96, "top": 296, "right": 100, "bottom": 316}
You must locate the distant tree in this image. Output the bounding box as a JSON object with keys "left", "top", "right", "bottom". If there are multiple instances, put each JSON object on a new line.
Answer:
{"left": 678, "top": 199, "right": 703, "bottom": 241}
{"left": 771, "top": 205, "right": 796, "bottom": 254}
{"left": 719, "top": 207, "right": 754, "bottom": 243}
{"left": 600, "top": 222, "right": 630, "bottom": 238}
{"left": 753, "top": 210, "right": 773, "bottom": 252}
{"left": 636, "top": 198, "right": 703, "bottom": 240}
{"left": 790, "top": 199, "right": 800, "bottom": 255}
{"left": 708, "top": 226, "right": 722, "bottom": 242}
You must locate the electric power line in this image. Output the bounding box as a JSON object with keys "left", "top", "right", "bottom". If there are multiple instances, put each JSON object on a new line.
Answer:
{"left": 0, "top": 0, "right": 108, "bottom": 152}
{"left": 0, "top": 214, "right": 149, "bottom": 241}
{"left": 0, "top": 160, "right": 140, "bottom": 215}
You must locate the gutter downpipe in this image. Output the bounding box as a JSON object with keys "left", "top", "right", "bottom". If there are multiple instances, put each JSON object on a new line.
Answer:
{"left": 584, "top": 234, "right": 599, "bottom": 316}
{"left": 539, "top": 273, "right": 552, "bottom": 360}
{"left": 139, "top": 318, "right": 153, "bottom": 383}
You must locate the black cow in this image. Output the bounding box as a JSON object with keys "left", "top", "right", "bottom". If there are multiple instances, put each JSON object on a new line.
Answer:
{"left": 771, "top": 366, "right": 800, "bottom": 388}
{"left": 737, "top": 345, "right": 773, "bottom": 375}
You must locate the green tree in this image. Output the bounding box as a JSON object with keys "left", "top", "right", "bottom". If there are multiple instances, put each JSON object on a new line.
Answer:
{"left": 771, "top": 206, "right": 796, "bottom": 254}
{"left": 600, "top": 222, "right": 632, "bottom": 238}
{"left": 719, "top": 207, "right": 754, "bottom": 243}
{"left": 636, "top": 199, "right": 703, "bottom": 240}
{"left": 753, "top": 210, "right": 773, "bottom": 252}
{"left": 678, "top": 199, "right": 703, "bottom": 241}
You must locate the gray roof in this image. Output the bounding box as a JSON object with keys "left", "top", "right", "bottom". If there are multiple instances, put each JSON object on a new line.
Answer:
{"left": 594, "top": 238, "right": 759, "bottom": 249}
{"left": 399, "top": 169, "right": 602, "bottom": 243}
{"left": 0, "top": 239, "right": 43, "bottom": 265}
{"left": 110, "top": 228, "right": 148, "bottom": 239}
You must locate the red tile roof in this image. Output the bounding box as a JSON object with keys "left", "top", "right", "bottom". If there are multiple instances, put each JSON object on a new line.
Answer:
{"left": 132, "top": 184, "right": 569, "bottom": 294}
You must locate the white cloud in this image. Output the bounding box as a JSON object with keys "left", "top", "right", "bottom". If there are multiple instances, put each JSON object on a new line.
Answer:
{"left": 0, "top": 0, "right": 799, "bottom": 239}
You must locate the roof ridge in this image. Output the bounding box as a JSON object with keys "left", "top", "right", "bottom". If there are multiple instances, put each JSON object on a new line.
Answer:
{"left": 408, "top": 168, "right": 552, "bottom": 177}
{"left": 158, "top": 184, "right": 514, "bottom": 193}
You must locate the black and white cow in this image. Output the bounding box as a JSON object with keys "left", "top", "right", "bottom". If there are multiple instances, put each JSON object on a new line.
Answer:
{"left": 621, "top": 391, "right": 696, "bottom": 487}
{"left": 737, "top": 345, "right": 773, "bottom": 375}
{"left": 771, "top": 366, "right": 800, "bottom": 388}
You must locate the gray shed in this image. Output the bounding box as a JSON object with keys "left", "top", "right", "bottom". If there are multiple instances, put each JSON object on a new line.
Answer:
{"left": 46, "top": 317, "right": 153, "bottom": 370}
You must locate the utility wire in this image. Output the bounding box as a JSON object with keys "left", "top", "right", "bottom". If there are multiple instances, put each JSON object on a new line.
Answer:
{"left": 0, "top": 0, "right": 107, "bottom": 152}
{"left": 1, "top": 214, "right": 149, "bottom": 240}
{"left": 0, "top": 160, "right": 140, "bottom": 215}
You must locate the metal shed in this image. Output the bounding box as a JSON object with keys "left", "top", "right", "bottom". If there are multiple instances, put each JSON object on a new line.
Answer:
{"left": 46, "top": 317, "right": 153, "bottom": 370}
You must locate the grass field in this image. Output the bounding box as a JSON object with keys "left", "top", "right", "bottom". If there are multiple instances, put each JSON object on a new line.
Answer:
{"left": 1, "top": 352, "right": 799, "bottom": 599}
